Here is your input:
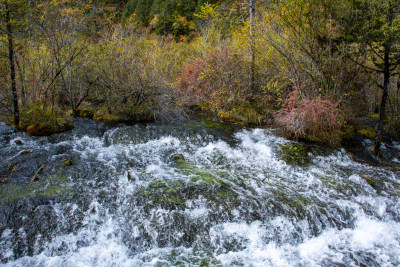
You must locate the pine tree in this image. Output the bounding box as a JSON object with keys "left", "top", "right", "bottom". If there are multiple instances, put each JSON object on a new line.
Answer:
{"left": 341, "top": 0, "right": 400, "bottom": 155}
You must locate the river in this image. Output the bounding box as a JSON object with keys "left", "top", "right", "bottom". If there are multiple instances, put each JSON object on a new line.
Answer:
{"left": 0, "top": 118, "right": 399, "bottom": 266}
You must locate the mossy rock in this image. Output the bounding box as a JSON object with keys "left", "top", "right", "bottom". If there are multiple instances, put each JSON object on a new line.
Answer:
{"left": 279, "top": 143, "right": 311, "bottom": 166}
{"left": 368, "top": 113, "right": 391, "bottom": 123}
{"left": 367, "top": 113, "right": 380, "bottom": 119}
{"left": 357, "top": 126, "right": 376, "bottom": 140}
{"left": 171, "top": 154, "right": 185, "bottom": 162}
{"left": 5, "top": 118, "right": 14, "bottom": 125}
{"left": 117, "top": 106, "right": 155, "bottom": 122}
{"left": 138, "top": 178, "right": 238, "bottom": 212}
{"left": 362, "top": 176, "right": 374, "bottom": 186}
{"left": 19, "top": 150, "right": 32, "bottom": 155}
{"left": 163, "top": 250, "right": 222, "bottom": 266}
{"left": 174, "top": 158, "right": 227, "bottom": 185}
{"left": 79, "top": 109, "right": 94, "bottom": 118}
{"left": 0, "top": 174, "right": 72, "bottom": 203}
{"left": 218, "top": 111, "right": 246, "bottom": 126}
{"left": 14, "top": 140, "right": 23, "bottom": 145}
{"left": 26, "top": 118, "right": 73, "bottom": 136}
{"left": 339, "top": 125, "right": 356, "bottom": 141}
{"left": 56, "top": 118, "right": 74, "bottom": 130}
{"left": 61, "top": 158, "right": 74, "bottom": 167}
{"left": 93, "top": 113, "right": 117, "bottom": 121}
{"left": 27, "top": 123, "right": 52, "bottom": 136}
{"left": 229, "top": 107, "right": 264, "bottom": 126}
{"left": 5, "top": 119, "right": 28, "bottom": 130}
{"left": 138, "top": 159, "right": 238, "bottom": 211}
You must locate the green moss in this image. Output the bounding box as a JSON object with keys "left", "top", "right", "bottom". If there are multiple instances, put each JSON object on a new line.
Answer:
{"left": 138, "top": 180, "right": 188, "bottom": 209}
{"left": 161, "top": 250, "right": 222, "bottom": 266}
{"left": 317, "top": 175, "right": 353, "bottom": 193}
{"left": 62, "top": 158, "right": 74, "bottom": 167}
{"left": 339, "top": 125, "right": 356, "bottom": 140}
{"left": 229, "top": 107, "right": 264, "bottom": 126}
{"left": 6, "top": 118, "right": 14, "bottom": 125}
{"left": 79, "top": 109, "right": 94, "bottom": 118}
{"left": 216, "top": 106, "right": 264, "bottom": 126}
{"left": 139, "top": 175, "right": 237, "bottom": 211}
{"left": 367, "top": 113, "right": 391, "bottom": 123}
{"left": 0, "top": 174, "right": 72, "bottom": 202}
{"left": 26, "top": 118, "right": 73, "bottom": 136}
{"left": 93, "top": 104, "right": 154, "bottom": 122}
{"left": 357, "top": 126, "right": 376, "bottom": 139}
{"left": 171, "top": 154, "right": 185, "bottom": 161}
{"left": 275, "top": 194, "right": 311, "bottom": 211}
{"left": 175, "top": 159, "right": 225, "bottom": 185}
{"left": 18, "top": 103, "right": 73, "bottom": 136}
{"left": 123, "top": 106, "right": 154, "bottom": 122}
{"left": 363, "top": 176, "right": 374, "bottom": 186}
{"left": 367, "top": 113, "right": 379, "bottom": 119}
{"left": 278, "top": 143, "right": 311, "bottom": 166}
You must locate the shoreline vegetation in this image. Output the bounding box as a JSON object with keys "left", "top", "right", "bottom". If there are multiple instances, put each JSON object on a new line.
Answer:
{"left": 1, "top": 0, "right": 399, "bottom": 152}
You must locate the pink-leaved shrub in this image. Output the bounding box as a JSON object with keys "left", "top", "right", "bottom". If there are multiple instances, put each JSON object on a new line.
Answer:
{"left": 274, "top": 87, "right": 342, "bottom": 145}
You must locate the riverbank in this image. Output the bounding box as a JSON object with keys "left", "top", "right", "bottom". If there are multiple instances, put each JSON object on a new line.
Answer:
{"left": 2, "top": 107, "right": 400, "bottom": 167}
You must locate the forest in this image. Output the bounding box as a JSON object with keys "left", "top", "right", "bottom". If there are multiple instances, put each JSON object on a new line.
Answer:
{"left": 1, "top": 1, "right": 400, "bottom": 265}
{"left": 1, "top": 0, "right": 399, "bottom": 152}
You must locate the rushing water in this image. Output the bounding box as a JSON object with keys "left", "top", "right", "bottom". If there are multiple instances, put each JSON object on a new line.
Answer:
{"left": 0, "top": 118, "right": 400, "bottom": 266}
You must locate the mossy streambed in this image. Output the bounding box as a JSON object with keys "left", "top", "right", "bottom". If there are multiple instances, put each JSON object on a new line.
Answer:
{"left": 0, "top": 174, "right": 72, "bottom": 203}
{"left": 0, "top": 119, "right": 399, "bottom": 266}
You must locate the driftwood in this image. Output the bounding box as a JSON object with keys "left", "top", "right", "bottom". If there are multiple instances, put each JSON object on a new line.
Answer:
{"left": 31, "top": 163, "right": 46, "bottom": 182}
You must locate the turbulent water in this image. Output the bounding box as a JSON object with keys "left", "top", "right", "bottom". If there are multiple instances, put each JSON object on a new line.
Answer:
{"left": 0, "top": 118, "right": 400, "bottom": 266}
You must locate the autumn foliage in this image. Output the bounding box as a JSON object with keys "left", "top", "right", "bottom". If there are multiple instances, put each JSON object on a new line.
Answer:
{"left": 178, "top": 49, "right": 255, "bottom": 119}
{"left": 274, "top": 87, "right": 342, "bottom": 145}
{"left": 1, "top": 0, "right": 400, "bottom": 144}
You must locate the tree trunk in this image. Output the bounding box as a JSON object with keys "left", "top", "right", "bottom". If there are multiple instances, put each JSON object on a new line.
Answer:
{"left": 15, "top": 55, "right": 26, "bottom": 105}
{"left": 372, "top": 43, "right": 390, "bottom": 156}
{"left": 249, "top": 0, "right": 256, "bottom": 94}
{"left": 5, "top": 0, "right": 20, "bottom": 127}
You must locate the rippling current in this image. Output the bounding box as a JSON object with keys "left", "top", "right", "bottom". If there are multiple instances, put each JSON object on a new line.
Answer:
{"left": 0, "top": 119, "right": 399, "bottom": 266}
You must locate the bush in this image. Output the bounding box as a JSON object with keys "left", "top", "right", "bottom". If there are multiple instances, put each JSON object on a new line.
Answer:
{"left": 274, "top": 87, "right": 342, "bottom": 146}
{"left": 178, "top": 49, "right": 263, "bottom": 124}
{"left": 19, "top": 102, "right": 73, "bottom": 135}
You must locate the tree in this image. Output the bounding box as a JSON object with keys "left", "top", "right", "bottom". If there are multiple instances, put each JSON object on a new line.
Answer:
{"left": 249, "top": 0, "right": 255, "bottom": 94}
{"left": 0, "top": 0, "right": 27, "bottom": 126}
{"left": 340, "top": 0, "right": 400, "bottom": 155}
{"left": 258, "top": 0, "right": 357, "bottom": 98}
{"left": 30, "top": 1, "right": 90, "bottom": 113}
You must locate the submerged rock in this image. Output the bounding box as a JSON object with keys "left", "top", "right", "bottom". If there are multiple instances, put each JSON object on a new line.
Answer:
{"left": 61, "top": 159, "right": 74, "bottom": 167}
{"left": 278, "top": 142, "right": 311, "bottom": 166}
{"left": 14, "top": 140, "right": 23, "bottom": 145}
{"left": 171, "top": 154, "right": 185, "bottom": 162}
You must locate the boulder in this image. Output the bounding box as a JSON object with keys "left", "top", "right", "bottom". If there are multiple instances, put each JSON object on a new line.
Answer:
{"left": 26, "top": 118, "right": 73, "bottom": 136}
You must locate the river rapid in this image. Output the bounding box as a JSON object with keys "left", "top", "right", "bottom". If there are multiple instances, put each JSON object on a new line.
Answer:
{"left": 0, "top": 118, "right": 399, "bottom": 266}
